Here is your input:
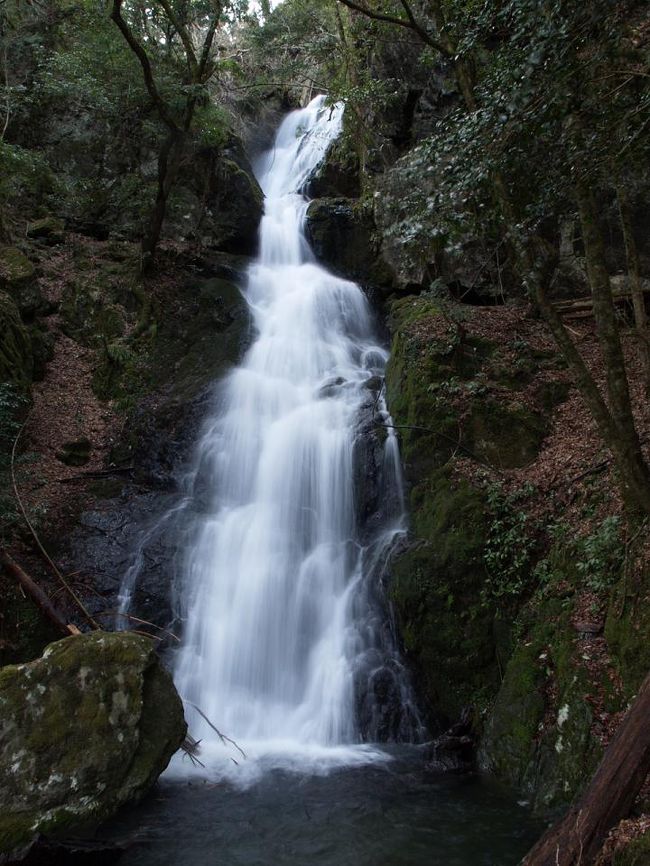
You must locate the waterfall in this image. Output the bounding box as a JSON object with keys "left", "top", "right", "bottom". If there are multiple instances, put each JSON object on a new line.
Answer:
{"left": 166, "top": 96, "right": 423, "bottom": 771}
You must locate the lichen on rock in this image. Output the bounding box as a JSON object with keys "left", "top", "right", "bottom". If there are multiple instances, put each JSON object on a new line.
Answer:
{"left": 0, "top": 631, "right": 186, "bottom": 860}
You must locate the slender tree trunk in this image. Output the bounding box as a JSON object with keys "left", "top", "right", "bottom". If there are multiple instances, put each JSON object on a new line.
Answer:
{"left": 572, "top": 176, "right": 650, "bottom": 514}
{"left": 522, "top": 672, "right": 650, "bottom": 866}
{"left": 493, "top": 172, "right": 650, "bottom": 516}
{"left": 141, "top": 130, "right": 185, "bottom": 274}
{"left": 616, "top": 182, "right": 650, "bottom": 394}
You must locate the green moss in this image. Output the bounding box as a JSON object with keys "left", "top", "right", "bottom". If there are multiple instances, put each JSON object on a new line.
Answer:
{"left": 0, "top": 574, "right": 62, "bottom": 666}
{"left": 605, "top": 565, "right": 650, "bottom": 700}
{"left": 481, "top": 576, "right": 603, "bottom": 811}
{"left": 0, "top": 247, "right": 35, "bottom": 286}
{"left": 391, "top": 470, "right": 497, "bottom": 722}
{"left": 55, "top": 437, "right": 91, "bottom": 466}
{"left": 0, "top": 248, "right": 42, "bottom": 318}
{"left": 466, "top": 399, "right": 546, "bottom": 469}
{"left": 26, "top": 217, "right": 65, "bottom": 242}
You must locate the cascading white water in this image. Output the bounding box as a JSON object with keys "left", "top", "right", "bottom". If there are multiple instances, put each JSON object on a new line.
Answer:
{"left": 170, "top": 96, "right": 422, "bottom": 770}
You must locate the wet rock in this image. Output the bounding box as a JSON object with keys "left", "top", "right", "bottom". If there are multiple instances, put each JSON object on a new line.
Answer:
{"left": 424, "top": 708, "right": 476, "bottom": 773}
{"left": 363, "top": 376, "right": 383, "bottom": 392}
{"left": 60, "top": 271, "right": 252, "bottom": 630}
{"left": 305, "top": 198, "right": 392, "bottom": 289}
{"left": 306, "top": 133, "right": 361, "bottom": 199}
{"left": 0, "top": 632, "right": 186, "bottom": 861}
{"left": 318, "top": 376, "right": 346, "bottom": 398}
{"left": 173, "top": 142, "right": 264, "bottom": 254}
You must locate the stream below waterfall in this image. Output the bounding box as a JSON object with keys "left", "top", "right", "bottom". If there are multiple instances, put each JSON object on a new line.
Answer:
{"left": 105, "top": 750, "right": 542, "bottom": 865}
{"left": 113, "top": 96, "right": 542, "bottom": 863}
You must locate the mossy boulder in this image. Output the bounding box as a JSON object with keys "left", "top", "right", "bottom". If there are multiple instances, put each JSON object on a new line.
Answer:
{"left": 0, "top": 631, "right": 186, "bottom": 860}
{"left": 0, "top": 291, "right": 33, "bottom": 387}
{"left": 0, "top": 247, "right": 42, "bottom": 319}
{"left": 479, "top": 595, "right": 603, "bottom": 812}
{"left": 26, "top": 217, "right": 65, "bottom": 245}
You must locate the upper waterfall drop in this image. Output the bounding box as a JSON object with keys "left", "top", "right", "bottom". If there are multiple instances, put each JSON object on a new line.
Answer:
{"left": 172, "top": 95, "right": 423, "bottom": 772}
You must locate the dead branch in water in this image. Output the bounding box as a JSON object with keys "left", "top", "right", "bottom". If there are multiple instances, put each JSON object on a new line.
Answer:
{"left": 181, "top": 699, "right": 247, "bottom": 763}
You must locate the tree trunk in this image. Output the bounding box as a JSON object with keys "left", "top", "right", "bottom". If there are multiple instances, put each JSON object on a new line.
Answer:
{"left": 0, "top": 551, "right": 79, "bottom": 637}
{"left": 616, "top": 183, "right": 650, "bottom": 394}
{"left": 141, "top": 130, "right": 185, "bottom": 274}
{"left": 522, "top": 673, "right": 650, "bottom": 866}
{"left": 573, "top": 177, "right": 650, "bottom": 515}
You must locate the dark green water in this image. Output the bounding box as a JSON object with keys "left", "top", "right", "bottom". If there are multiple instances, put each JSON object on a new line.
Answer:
{"left": 106, "top": 748, "right": 542, "bottom": 865}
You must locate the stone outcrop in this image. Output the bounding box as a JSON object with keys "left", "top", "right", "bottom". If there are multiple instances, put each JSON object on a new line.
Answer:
{"left": 305, "top": 197, "right": 392, "bottom": 290}
{"left": 0, "top": 247, "right": 43, "bottom": 320}
{"left": 0, "top": 631, "right": 186, "bottom": 862}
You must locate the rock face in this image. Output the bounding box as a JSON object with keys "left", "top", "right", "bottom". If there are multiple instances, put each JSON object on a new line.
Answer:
{"left": 385, "top": 296, "right": 552, "bottom": 723}
{"left": 305, "top": 197, "right": 392, "bottom": 290}
{"left": 0, "top": 632, "right": 186, "bottom": 860}
{"left": 172, "top": 142, "right": 264, "bottom": 254}
{"left": 0, "top": 291, "right": 33, "bottom": 387}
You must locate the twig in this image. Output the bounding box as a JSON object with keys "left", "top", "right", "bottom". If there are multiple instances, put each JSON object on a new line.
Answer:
{"left": 376, "top": 421, "right": 505, "bottom": 474}
{"left": 182, "top": 699, "right": 247, "bottom": 762}
{"left": 104, "top": 610, "right": 181, "bottom": 642}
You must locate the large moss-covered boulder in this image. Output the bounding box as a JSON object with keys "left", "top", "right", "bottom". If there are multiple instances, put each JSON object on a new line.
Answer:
{"left": 0, "top": 632, "right": 186, "bottom": 860}
{"left": 0, "top": 247, "right": 42, "bottom": 319}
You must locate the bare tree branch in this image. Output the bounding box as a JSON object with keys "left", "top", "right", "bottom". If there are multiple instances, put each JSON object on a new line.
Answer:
{"left": 336, "top": 0, "right": 449, "bottom": 55}
{"left": 111, "top": 0, "right": 179, "bottom": 132}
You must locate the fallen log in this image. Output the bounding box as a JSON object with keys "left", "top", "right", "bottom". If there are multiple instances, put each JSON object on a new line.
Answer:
{"left": 521, "top": 672, "right": 650, "bottom": 866}
{"left": 554, "top": 285, "right": 650, "bottom": 316}
{"left": 0, "top": 550, "right": 80, "bottom": 637}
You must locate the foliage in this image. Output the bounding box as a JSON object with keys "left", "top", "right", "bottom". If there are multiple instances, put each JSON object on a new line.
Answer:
{"left": 534, "top": 516, "right": 624, "bottom": 597}
{"left": 483, "top": 483, "right": 537, "bottom": 603}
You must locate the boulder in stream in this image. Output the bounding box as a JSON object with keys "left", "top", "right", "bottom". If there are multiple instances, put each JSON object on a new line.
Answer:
{"left": 0, "top": 631, "right": 186, "bottom": 862}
